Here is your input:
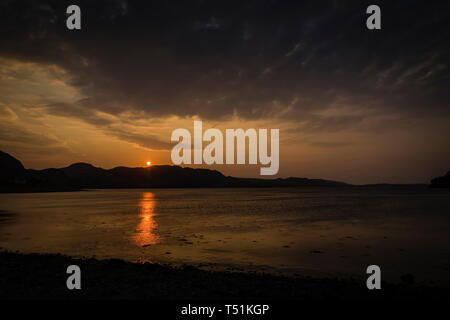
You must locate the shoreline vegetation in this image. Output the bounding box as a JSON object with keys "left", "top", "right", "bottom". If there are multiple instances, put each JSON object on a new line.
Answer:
{"left": 0, "top": 251, "right": 449, "bottom": 300}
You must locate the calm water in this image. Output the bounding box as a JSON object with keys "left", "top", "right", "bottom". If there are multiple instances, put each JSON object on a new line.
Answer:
{"left": 0, "top": 187, "right": 449, "bottom": 284}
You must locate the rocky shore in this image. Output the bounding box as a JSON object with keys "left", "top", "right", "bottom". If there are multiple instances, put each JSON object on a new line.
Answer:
{"left": 0, "top": 251, "right": 448, "bottom": 300}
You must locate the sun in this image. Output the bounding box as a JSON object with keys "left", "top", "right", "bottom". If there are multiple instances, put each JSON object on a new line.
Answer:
{"left": 146, "top": 161, "right": 151, "bottom": 166}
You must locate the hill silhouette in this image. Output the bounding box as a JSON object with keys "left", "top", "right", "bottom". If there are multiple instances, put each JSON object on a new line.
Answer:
{"left": 0, "top": 150, "right": 26, "bottom": 186}
{"left": 0, "top": 150, "right": 349, "bottom": 192}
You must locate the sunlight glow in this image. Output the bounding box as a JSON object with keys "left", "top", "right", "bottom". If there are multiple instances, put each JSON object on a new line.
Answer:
{"left": 133, "top": 192, "right": 159, "bottom": 247}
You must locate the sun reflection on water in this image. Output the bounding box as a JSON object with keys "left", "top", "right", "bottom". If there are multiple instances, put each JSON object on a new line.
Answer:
{"left": 133, "top": 192, "right": 159, "bottom": 246}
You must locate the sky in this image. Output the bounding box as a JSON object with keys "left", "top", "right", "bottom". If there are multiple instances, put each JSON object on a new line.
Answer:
{"left": 0, "top": 0, "right": 449, "bottom": 184}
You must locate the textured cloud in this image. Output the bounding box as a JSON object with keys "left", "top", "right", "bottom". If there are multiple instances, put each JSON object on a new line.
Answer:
{"left": 0, "top": 0, "right": 448, "bottom": 124}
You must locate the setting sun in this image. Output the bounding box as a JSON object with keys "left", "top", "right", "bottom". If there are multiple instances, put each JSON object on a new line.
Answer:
{"left": 146, "top": 161, "right": 151, "bottom": 166}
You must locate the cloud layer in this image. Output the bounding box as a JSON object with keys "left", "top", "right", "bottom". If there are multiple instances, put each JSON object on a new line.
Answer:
{"left": 1, "top": 1, "right": 449, "bottom": 121}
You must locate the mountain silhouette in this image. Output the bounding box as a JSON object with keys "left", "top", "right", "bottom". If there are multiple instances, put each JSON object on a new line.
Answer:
{"left": 0, "top": 150, "right": 26, "bottom": 186}
{"left": 1, "top": 150, "right": 349, "bottom": 192}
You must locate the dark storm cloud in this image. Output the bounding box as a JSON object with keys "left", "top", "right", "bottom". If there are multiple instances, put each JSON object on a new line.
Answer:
{"left": 0, "top": 0, "right": 449, "bottom": 126}
{"left": 43, "top": 102, "right": 114, "bottom": 126}
{"left": 106, "top": 127, "right": 172, "bottom": 150}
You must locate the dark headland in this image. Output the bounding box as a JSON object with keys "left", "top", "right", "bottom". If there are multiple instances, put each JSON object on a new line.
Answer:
{"left": 430, "top": 171, "right": 450, "bottom": 188}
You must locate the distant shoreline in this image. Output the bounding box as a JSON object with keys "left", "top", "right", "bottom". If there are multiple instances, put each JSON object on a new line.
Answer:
{"left": 0, "top": 183, "right": 437, "bottom": 194}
